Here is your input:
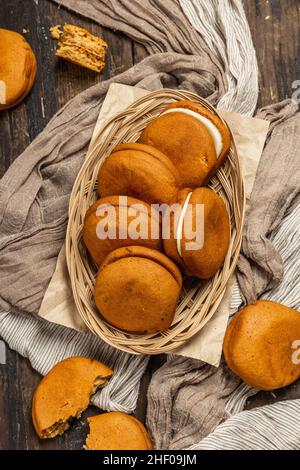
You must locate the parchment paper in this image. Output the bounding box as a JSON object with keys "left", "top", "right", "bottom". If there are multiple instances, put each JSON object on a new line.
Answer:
{"left": 38, "top": 83, "right": 269, "bottom": 366}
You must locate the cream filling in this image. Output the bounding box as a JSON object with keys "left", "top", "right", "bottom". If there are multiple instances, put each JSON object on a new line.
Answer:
{"left": 0, "top": 80, "right": 6, "bottom": 105}
{"left": 162, "top": 108, "right": 223, "bottom": 157}
{"left": 176, "top": 192, "right": 193, "bottom": 257}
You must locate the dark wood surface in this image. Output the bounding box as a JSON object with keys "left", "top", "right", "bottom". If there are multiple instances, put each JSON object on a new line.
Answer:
{"left": 0, "top": 0, "right": 299, "bottom": 450}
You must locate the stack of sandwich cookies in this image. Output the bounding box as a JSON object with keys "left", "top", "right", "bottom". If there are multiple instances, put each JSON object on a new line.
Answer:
{"left": 223, "top": 300, "right": 300, "bottom": 390}
{"left": 94, "top": 246, "right": 182, "bottom": 333}
{"left": 164, "top": 187, "right": 230, "bottom": 279}
{"left": 83, "top": 195, "right": 162, "bottom": 265}
{"left": 85, "top": 412, "right": 153, "bottom": 450}
{"left": 139, "top": 100, "right": 231, "bottom": 187}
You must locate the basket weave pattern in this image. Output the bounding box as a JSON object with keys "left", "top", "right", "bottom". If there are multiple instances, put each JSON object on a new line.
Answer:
{"left": 66, "top": 89, "right": 245, "bottom": 354}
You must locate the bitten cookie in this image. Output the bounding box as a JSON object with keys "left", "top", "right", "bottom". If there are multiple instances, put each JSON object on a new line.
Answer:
{"left": 223, "top": 300, "right": 300, "bottom": 390}
{"left": 94, "top": 246, "right": 182, "bottom": 333}
{"left": 97, "top": 143, "right": 181, "bottom": 204}
{"left": 139, "top": 100, "right": 231, "bottom": 187}
{"left": 85, "top": 412, "right": 153, "bottom": 450}
{"left": 163, "top": 187, "right": 230, "bottom": 279}
{"left": 32, "top": 357, "right": 113, "bottom": 439}
{"left": 83, "top": 195, "right": 162, "bottom": 265}
{"left": 0, "top": 29, "right": 37, "bottom": 110}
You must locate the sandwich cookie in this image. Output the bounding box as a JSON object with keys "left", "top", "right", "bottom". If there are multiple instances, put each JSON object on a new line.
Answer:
{"left": 83, "top": 195, "right": 162, "bottom": 265}
{"left": 94, "top": 246, "right": 182, "bottom": 333}
{"left": 0, "top": 29, "right": 37, "bottom": 110}
{"left": 139, "top": 100, "right": 231, "bottom": 187}
{"left": 32, "top": 357, "right": 113, "bottom": 439}
{"left": 223, "top": 300, "right": 300, "bottom": 390}
{"left": 97, "top": 143, "right": 181, "bottom": 204}
{"left": 85, "top": 412, "right": 153, "bottom": 450}
{"left": 163, "top": 187, "right": 230, "bottom": 279}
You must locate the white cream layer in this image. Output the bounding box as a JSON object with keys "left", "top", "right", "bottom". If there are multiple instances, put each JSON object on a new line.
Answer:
{"left": 162, "top": 108, "right": 223, "bottom": 157}
{"left": 176, "top": 191, "right": 193, "bottom": 257}
{"left": 0, "top": 81, "right": 6, "bottom": 105}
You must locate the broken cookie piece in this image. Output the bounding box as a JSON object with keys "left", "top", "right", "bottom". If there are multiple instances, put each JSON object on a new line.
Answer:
{"left": 50, "top": 24, "right": 108, "bottom": 73}
{"left": 32, "top": 356, "right": 113, "bottom": 439}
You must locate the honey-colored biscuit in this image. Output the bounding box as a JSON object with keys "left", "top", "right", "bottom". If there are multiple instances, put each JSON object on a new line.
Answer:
{"left": 32, "top": 357, "right": 112, "bottom": 439}
{"left": 51, "top": 24, "right": 107, "bottom": 73}
{"left": 223, "top": 300, "right": 300, "bottom": 390}
{"left": 0, "top": 29, "right": 37, "bottom": 110}
{"left": 163, "top": 187, "right": 230, "bottom": 279}
{"left": 85, "top": 412, "right": 153, "bottom": 450}
{"left": 94, "top": 246, "right": 182, "bottom": 333}
{"left": 139, "top": 100, "right": 231, "bottom": 187}
{"left": 98, "top": 143, "right": 181, "bottom": 204}
{"left": 83, "top": 195, "right": 162, "bottom": 265}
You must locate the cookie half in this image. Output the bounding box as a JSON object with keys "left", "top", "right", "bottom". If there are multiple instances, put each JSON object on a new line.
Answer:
{"left": 32, "top": 357, "right": 112, "bottom": 439}
{"left": 83, "top": 195, "right": 162, "bottom": 265}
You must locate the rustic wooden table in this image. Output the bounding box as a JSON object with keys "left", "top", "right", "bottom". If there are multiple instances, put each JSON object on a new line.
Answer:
{"left": 0, "top": 0, "right": 299, "bottom": 450}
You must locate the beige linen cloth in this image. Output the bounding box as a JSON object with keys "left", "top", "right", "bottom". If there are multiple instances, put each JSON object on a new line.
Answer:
{"left": 39, "top": 83, "right": 269, "bottom": 367}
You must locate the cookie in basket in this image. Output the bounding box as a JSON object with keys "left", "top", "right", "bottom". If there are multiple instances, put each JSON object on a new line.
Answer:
{"left": 32, "top": 357, "right": 112, "bottom": 439}
{"left": 97, "top": 143, "right": 181, "bottom": 204}
{"left": 85, "top": 412, "right": 153, "bottom": 450}
{"left": 223, "top": 300, "right": 300, "bottom": 390}
{"left": 94, "top": 246, "right": 182, "bottom": 333}
{"left": 164, "top": 187, "right": 230, "bottom": 279}
{"left": 83, "top": 195, "right": 162, "bottom": 265}
{"left": 139, "top": 100, "right": 231, "bottom": 187}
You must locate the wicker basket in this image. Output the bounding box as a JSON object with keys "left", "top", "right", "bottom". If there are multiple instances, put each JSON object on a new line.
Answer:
{"left": 66, "top": 89, "right": 245, "bottom": 355}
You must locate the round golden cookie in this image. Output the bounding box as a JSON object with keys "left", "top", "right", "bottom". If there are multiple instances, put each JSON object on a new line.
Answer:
{"left": 139, "top": 100, "right": 231, "bottom": 187}
{"left": 94, "top": 246, "right": 182, "bottom": 333}
{"left": 85, "top": 412, "right": 153, "bottom": 450}
{"left": 163, "top": 187, "right": 230, "bottom": 279}
{"left": 83, "top": 195, "right": 162, "bottom": 265}
{"left": 223, "top": 300, "right": 300, "bottom": 390}
{"left": 98, "top": 143, "right": 181, "bottom": 204}
{"left": 0, "top": 29, "right": 37, "bottom": 110}
{"left": 32, "top": 357, "right": 113, "bottom": 439}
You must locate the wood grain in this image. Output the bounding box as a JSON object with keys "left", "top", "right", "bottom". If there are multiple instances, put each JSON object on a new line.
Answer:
{"left": 0, "top": 0, "right": 299, "bottom": 449}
